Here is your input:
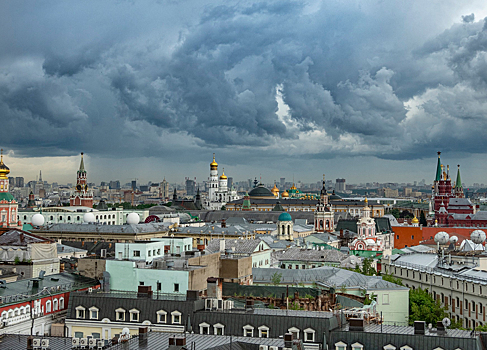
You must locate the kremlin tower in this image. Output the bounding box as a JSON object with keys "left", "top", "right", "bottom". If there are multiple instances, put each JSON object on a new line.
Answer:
{"left": 0, "top": 149, "right": 20, "bottom": 229}
{"left": 70, "top": 153, "right": 93, "bottom": 208}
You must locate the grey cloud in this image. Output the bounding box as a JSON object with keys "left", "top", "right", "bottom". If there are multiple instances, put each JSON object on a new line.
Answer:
{"left": 463, "top": 13, "right": 475, "bottom": 23}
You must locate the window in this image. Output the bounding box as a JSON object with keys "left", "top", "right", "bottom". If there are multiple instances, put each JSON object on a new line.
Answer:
{"left": 304, "top": 328, "right": 315, "bottom": 342}
{"left": 171, "top": 310, "right": 181, "bottom": 324}
{"left": 258, "top": 325, "right": 269, "bottom": 338}
{"left": 133, "top": 250, "right": 141, "bottom": 257}
{"left": 335, "top": 341, "right": 347, "bottom": 350}
{"left": 129, "top": 308, "right": 140, "bottom": 322}
{"left": 89, "top": 307, "right": 99, "bottom": 320}
{"left": 199, "top": 322, "right": 210, "bottom": 335}
{"left": 115, "top": 308, "right": 126, "bottom": 321}
{"left": 157, "top": 282, "right": 162, "bottom": 291}
{"left": 243, "top": 325, "right": 254, "bottom": 337}
{"left": 157, "top": 310, "right": 167, "bottom": 323}
{"left": 76, "top": 306, "right": 85, "bottom": 319}
{"left": 383, "top": 345, "right": 396, "bottom": 350}
{"left": 59, "top": 298, "right": 64, "bottom": 309}
{"left": 92, "top": 333, "right": 101, "bottom": 339}
{"left": 53, "top": 299, "right": 58, "bottom": 312}
{"left": 382, "top": 294, "right": 390, "bottom": 305}
{"left": 288, "top": 327, "right": 300, "bottom": 340}
{"left": 400, "top": 346, "right": 413, "bottom": 350}
{"left": 214, "top": 323, "right": 224, "bottom": 335}
{"left": 351, "top": 343, "right": 364, "bottom": 350}
{"left": 148, "top": 251, "right": 151, "bottom": 257}
{"left": 174, "top": 283, "right": 180, "bottom": 292}
{"left": 74, "top": 332, "right": 84, "bottom": 338}
{"left": 46, "top": 300, "right": 52, "bottom": 313}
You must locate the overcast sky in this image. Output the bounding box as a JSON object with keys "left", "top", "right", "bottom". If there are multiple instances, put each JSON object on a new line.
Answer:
{"left": 2, "top": 0, "right": 487, "bottom": 186}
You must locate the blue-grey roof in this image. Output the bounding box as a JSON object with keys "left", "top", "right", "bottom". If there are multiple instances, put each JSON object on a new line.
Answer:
{"left": 253, "top": 266, "right": 408, "bottom": 291}
{"left": 57, "top": 243, "right": 87, "bottom": 254}
{"left": 35, "top": 222, "right": 171, "bottom": 234}
{"left": 276, "top": 247, "right": 347, "bottom": 263}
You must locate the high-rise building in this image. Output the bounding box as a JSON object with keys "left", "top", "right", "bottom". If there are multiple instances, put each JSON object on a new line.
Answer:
{"left": 335, "top": 178, "right": 346, "bottom": 192}
{"left": 131, "top": 180, "right": 137, "bottom": 191}
{"left": 280, "top": 177, "right": 286, "bottom": 187}
{"left": 185, "top": 178, "right": 196, "bottom": 196}
{"left": 15, "top": 177, "right": 24, "bottom": 188}
{"left": 109, "top": 180, "right": 120, "bottom": 189}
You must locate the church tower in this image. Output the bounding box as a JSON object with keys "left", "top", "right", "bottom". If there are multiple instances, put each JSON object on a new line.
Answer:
{"left": 454, "top": 165, "right": 464, "bottom": 198}
{"left": 0, "top": 149, "right": 20, "bottom": 228}
{"left": 70, "top": 153, "right": 93, "bottom": 207}
{"left": 314, "top": 175, "right": 334, "bottom": 232}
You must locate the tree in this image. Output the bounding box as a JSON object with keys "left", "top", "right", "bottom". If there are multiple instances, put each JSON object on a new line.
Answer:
{"left": 400, "top": 210, "right": 414, "bottom": 219}
{"left": 382, "top": 274, "right": 404, "bottom": 286}
{"left": 354, "top": 257, "right": 377, "bottom": 276}
{"left": 271, "top": 272, "right": 282, "bottom": 285}
{"left": 221, "top": 205, "right": 226, "bottom": 210}
{"left": 419, "top": 211, "right": 427, "bottom": 226}
{"left": 390, "top": 208, "right": 400, "bottom": 218}
{"left": 409, "top": 288, "right": 448, "bottom": 326}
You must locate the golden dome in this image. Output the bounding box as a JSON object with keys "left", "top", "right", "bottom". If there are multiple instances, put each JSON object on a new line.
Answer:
{"left": 271, "top": 183, "right": 279, "bottom": 197}
{"left": 220, "top": 168, "right": 227, "bottom": 180}
{"left": 0, "top": 149, "right": 10, "bottom": 180}
{"left": 210, "top": 153, "right": 218, "bottom": 170}
{"left": 281, "top": 191, "right": 289, "bottom": 198}
{"left": 290, "top": 183, "right": 297, "bottom": 190}
{"left": 412, "top": 216, "right": 419, "bottom": 224}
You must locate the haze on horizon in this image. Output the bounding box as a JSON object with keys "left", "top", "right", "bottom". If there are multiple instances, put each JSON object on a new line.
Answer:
{"left": 2, "top": 1, "right": 487, "bottom": 185}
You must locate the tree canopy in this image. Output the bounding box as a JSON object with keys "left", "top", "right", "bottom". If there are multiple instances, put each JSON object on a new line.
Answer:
{"left": 409, "top": 288, "right": 448, "bottom": 326}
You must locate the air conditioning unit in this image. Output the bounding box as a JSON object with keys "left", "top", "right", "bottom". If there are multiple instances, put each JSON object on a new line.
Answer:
{"left": 205, "top": 299, "right": 213, "bottom": 310}
{"left": 89, "top": 338, "right": 96, "bottom": 347}
{"left": 80, "top": 338, "right": 88, "bottom": 346}
{"left": 97, "top": 340, "right": 104, "bottom": 349}
{"left": 101, "top": 249, "right": 107, "bottom": 258}
{"left": 41, "top": 339, "right": 49, "bottom": 349}
{"left": 259, "top": 345, "right": 268, "bottom": 350}
{"left": 269, "top": 346, "right": 278, "bottom": 350}
{"left": 88, "top": 288, "right": 93, "bottom": 293}
{"left": 33, "top": 339, "right": 41, "bottom": 347}
{"left": 72, "top": 337, "right": 80, "bottom": 346}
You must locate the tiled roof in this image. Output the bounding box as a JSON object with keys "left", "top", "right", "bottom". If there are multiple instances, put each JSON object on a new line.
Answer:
{"left": 277, "top": 247, "right": 347, "bottom": 263}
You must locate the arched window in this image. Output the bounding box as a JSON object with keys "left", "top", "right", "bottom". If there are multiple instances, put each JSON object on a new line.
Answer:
{"left": 59, "top": 298, "right": 64, "bottom": 309}
{"left": 53, "top": 299, "right": 58, "bottom": 311}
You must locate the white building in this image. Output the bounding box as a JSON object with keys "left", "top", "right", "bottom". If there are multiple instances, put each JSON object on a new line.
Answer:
{"left": 205, "top": 154, "right": 239, "bottom": 210}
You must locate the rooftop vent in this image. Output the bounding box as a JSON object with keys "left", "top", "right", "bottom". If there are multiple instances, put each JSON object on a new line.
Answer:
{"left": 349, "top": 318, "right": 364, "bottom": 331}
{"left": 414, "top": 321, "right": 426, "bottom": 335}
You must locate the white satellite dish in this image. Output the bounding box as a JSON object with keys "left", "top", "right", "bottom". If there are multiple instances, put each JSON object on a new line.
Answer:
{"left": 31, "top": 213, "right": 45, "bottom": 226}
{"left": 126, "top": 213, "right": 140, "bottom": 225}
{"left": 434, "top": 231, "right": 449, "bottom": 245}
{"left": 442, "top": 317, "right": 451, "bottom": 328}
{"left": 471, "top": 230, "right": 486, "bottom": 244}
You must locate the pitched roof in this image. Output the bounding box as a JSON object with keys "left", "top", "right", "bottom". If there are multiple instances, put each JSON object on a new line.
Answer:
{"left": 0, "top": 229, "right": 51, "bottom": 246}
{"left": 277, "top": 248, "right": 347, "bottom": 263}
{"left": 206, "top": 238, "right": 268, "bottom": 255}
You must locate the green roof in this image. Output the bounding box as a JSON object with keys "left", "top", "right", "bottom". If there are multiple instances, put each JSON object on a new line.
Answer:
{"left": 22, "top": 223, "right": 33, "bottom": 232}
{"left": 278, "top": 212, "right": 292, "bottom": 221}
{"left": 0, "top": 192, "right": 15, "bottom": 202}
{"left": 455, "top": 165, "right": 462, "bottom": 189}
{"left": 349, "top": 250, "right": 382, "bottom": 258}
{"left": 435, "top": 152, "right": 442, "bottom": 182}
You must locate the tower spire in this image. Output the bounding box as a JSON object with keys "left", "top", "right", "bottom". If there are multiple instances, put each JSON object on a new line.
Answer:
{"left": 78, "top": 152, "right": 86, "bottom": 173}
{"left": 435, "top": 151, "right": 442, "bottom": 182}
{"left": 455, "top": 165, "right": 462, "bottom": 189}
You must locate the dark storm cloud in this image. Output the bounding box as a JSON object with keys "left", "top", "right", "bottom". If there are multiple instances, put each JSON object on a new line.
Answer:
{"left": 1, "top": 0, "right": 487, "bottom": 165}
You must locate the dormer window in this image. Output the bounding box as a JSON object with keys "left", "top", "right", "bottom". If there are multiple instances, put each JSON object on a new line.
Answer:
{"left": 115, "top": 308, "right": 126, "bottom": 321}
{"left": 76, "top": 306, "right": 86, "bottom": 319}
{"left": 89, "top": 307, "right": 99, "bottom": 320}
{"left": 129, "top": 308, "right": 140, "bottom": 322}
{"left": 157, "top": 310, "right": 167, "bottom": 323}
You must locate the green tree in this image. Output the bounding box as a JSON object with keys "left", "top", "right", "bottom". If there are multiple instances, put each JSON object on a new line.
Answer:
{"left": 355, "top": 258, "right": 377, "bottom": 276}
{"left": 390, "top": 208, "right": 400, "bottom": 218}
{"left": 409, "top": 288, "right": 448, "bottom": 326}
{"left": 382, "top": 274, "right": 404, "bottom": 286}
{"left": 221, "top": 205, "right": 226, "bottom": 210}
{"left": 271, "top": 272, "right": 282, "bottom": 286}
{"left": 419, "top": 211, "right": 427, "bottom": 226}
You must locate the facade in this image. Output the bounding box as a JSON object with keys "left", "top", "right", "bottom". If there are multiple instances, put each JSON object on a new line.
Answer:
{"left": 0, "top": 272, "right": 99, "bottom": 336}
{"left": 382, "top": 251, "right": 487, "bottom": 329}
{"left": 0, "top": 229, "right": 60, "bottom": 279}
{"left": 206, "top": 238, "right": 272, "bottom": 268}
{"left": 314, "top": 176, "right": 334, "bottom": 233}
{"left": 0, "top": 150, "right": 20, "bottom": 229}
{"left": 206, "top": 154, "right": 239, "bottom": 210}
{"left": 70, "top": 153, "right": 93, "bottom": 208}
{"left": 348, "top": 198, "right": 394, "bottom": 253}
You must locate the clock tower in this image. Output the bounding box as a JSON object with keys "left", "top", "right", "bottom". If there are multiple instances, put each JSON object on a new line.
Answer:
{"left": 70, "top": 152, "right": 93, "bottom": 208}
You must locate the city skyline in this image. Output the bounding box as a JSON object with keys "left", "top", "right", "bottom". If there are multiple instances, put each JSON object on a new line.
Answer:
{"left": 2, "top": 1, "right": 487, "bottom": 184}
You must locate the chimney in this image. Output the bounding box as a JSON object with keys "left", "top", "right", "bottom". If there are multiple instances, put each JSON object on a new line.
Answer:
{"left": 349, "top": 318, "right": 364, "bottom": 331}
{"left": 284, "top": 333, "right": 293, "bottom": 348}
{"left": 169, "top": 335, "right": 186, "bottom": 346}
{"left": 221, "top": 219, "right": 226, "bottom": 228}
{"left": 414, "top": 321, "right": 426, "bottom": 335}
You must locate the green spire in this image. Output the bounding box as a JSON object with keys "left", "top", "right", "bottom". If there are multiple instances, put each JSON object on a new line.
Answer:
{"left": 78, "top": 152, "right": 86, "bottom": 173}
{"left": 435, "top": 151, "right": 441, "bottom": 181}
{"left": 455, "top": 165, "right": 462, "bottom": 189}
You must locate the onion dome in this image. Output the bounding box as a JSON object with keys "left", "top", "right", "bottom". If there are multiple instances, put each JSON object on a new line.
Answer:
{"left": 219, "top": 168, "right": 227, "bottom": 180}
{"left": 278, "top": 212, "right": 292, "bottom": 221}
{"left": 281, "top": 191, "right": 289, "bottom": 198}
{"left": 411, "top": 216, "right": 419, "bottom": 224}
{"left": 210, "top": 153, "right": 218, "bottom": 170}
{"left": 271, "top": 183, "right": 279, "bottom": 197}
{"left": 290, "top": 183, "right": 297, "bottom": 190}
{"left": 0, "top": 149, "right": 10, "bottom": 180}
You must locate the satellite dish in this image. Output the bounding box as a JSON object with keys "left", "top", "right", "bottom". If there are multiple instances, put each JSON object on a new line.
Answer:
{"left": 122, "top": 327, "right": 130, "bottom": 335}
{"left": 126, "top": 213, "right": 140, "bottom": 225}
{"left": 442, "top": 317, "right": 451, "bottom": 328}
{"left": 428, "top": 323, "right": 433, "bottom": 330}
{"left": 83, "top": 212, "right": 95, "bottom": 223}
{"left": 470, "top": 230, "right": 486, "bottom": 244}
{"left": 434, "top": 232, "right": 449, "bottom": 245}
{"left": 31, "top": 214, "right": 45, "bottom": 226}
{"left": 449, "top": 236, "right": 458, "bottom": 244}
